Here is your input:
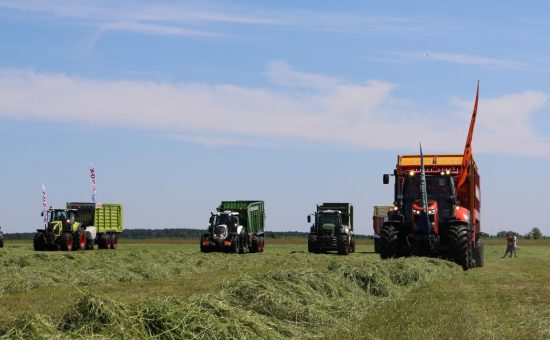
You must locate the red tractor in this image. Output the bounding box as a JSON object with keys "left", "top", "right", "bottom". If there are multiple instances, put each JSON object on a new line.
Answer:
{"left": 380, "top": 84, "right": 483, "bottom": 270}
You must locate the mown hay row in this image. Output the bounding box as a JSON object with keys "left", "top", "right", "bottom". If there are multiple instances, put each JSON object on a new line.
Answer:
{"left": 0, "top": 257, "right": 459, "bottom": 339}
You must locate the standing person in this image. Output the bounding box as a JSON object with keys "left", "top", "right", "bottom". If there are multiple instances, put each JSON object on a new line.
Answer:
{"left": 512, "top": 234, "right": 518, "bottom": 257}
{"left": 502, "top": 232, "right": 514, "bottom": 258}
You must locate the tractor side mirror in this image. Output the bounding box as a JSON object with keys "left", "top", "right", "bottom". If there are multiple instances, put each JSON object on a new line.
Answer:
{"left": 383, "top": 174, "right": 390, "bottom": 184}
{"left": 307, "top": 215, "right": 311, "bottom": 223}
{"left": 41, "top": 212, "right": 44, "bottom": 216}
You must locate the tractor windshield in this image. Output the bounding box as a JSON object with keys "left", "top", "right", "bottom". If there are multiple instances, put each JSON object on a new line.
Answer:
{"left": 402, "top": 174, "right": 455, "bottom": 220}
{"left": 49, "top": 210, "right": 75, "bottom": 222}
{"left": 217, "top": 214, "right": 239, "bottom": 229}
{"left": 50, "top": 210, "right": 67, "bottom": 221}
{"left": 403, "top": 175, "right": 452, "bottom": 201}
{"left": 318, "top": 213, "right": 340, "bottom": 226}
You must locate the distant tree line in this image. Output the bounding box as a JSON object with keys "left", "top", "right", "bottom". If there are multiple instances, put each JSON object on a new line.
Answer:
{"left": 496, "top": 227, "right": 545, "bottom": 239}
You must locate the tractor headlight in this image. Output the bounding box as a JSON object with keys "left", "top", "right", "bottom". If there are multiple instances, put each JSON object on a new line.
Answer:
{"left": 66, "top": 219, "right": 71, "bottom": 223}
{"left": 428, "top": 209, "right": 436, "bottom": 215}
{"left": 412, "top": 209, "right": 420, "bottom": 215}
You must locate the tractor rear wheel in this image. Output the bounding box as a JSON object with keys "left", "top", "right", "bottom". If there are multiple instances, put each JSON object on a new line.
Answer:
{"left": 59, "top": 232, "right": 73, "bottom": 251}
{"left": 448, "top": 224, "right": 471, "bottom": 270}
{"left": 337, "top": 235, "right": 350, "bottom": 255}
{"left": 33, "top": 232, "right": 46, "bottom": 251}
{"left": 75, "top": 229, "right": 86, "bottom": 250}
{"left": 379, "top": 224, "right": 400, "bottom": 259}
{"left": 473, "top": 238, "right": 484, "bottom": 268}
{"left": 350, "top": 237, "right": 356, "bottom": 253}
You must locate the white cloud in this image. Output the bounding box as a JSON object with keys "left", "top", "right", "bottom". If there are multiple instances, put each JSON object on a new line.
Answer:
{"left": 0, "top": 64, "right": 548, "bottom": 156}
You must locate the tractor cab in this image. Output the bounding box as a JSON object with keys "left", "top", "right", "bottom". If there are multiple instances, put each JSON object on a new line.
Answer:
{"left": 208, "top": 211, "right": 240, "bottom": 240}
{"left": 398, "top": 171, "right": 456, "bottom": 236}
{"left": 44, "top": 208, "right": 78, "bottom": 233}
{"left": 311, "top": 210, "right": 342, "bottom": 235}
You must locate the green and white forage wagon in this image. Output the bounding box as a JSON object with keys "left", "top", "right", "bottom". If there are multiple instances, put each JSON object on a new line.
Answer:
{"left": 201, "top": 200, "right": 266, "bottom": 253}
{"left": 34, "top": 202, "right": 123, "bottom": 251}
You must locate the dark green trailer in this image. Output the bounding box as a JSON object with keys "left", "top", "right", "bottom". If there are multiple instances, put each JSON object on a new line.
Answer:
{"left": 66, "top": 202, "right": 123, "bottom": 250}
{"left": 200, "top": 200, "right": 265, "bottom": 253}
{"left": 307, "top": 202, "right": 355, "bottom": 255}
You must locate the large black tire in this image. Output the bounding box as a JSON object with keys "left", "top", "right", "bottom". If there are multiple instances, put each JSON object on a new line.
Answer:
{"left": 448, "top": 224, "right": 471, "bottom": 270}
{"left": 98, "top": 234, "right": 108, "bottom": 249}
{"left": 59, "top": 232, "right": 73, "bottom": 251}
{"left": 239, "top": 232, "right": 249, "bottom": 254}
{"left": 473, "top": 238, "right": 484, "bottom": 268}
{"left": 307, "top": 238, "right": 316, "bottom": 253}
{"left": 374, "top": 238, "right": 380, "bottom": 253}
{"left": 259, "top": 235, "right": 265, "bottom": 253}
{"left": 379, "top": 224, "right": 400, "bottom": 259}
{"left": 230, "top": 237, "right": 239, "bottom": 254}
{"left": 350, "top": 237, "right": 356, "bottom": 253}
{"left": 86, "top": 238, "right": 95, "bottom": 250}
{"left": 73, "top": 229, "right": 86, "bottom": 251}
{"left": 106, "top": 233, "right": 112, "bottom": 250}
{"left": 0, "top": 238, "right": 4, "bottom": 248}
{"left": 337, "top": 235, "right": 350, "bottom": 255}
{"left": 111, "top": 233, "right": 118, "bottom": 250}
{"left": 200, "top": 234, "right": 211, "bottom": 253}
{"left": 34, "top": 232, "right": 47, "bottom": 251}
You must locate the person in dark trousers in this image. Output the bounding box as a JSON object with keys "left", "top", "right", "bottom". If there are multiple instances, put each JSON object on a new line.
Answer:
{"left": 502, "top": 232, "right": 515, "bottom": 258}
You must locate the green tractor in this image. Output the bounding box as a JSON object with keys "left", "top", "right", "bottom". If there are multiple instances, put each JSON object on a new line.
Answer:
{"left": 307, "top": 203, "right": 355, "bottom": 255}
{"left": 34, "top": 208, "right": 87, "bottom": 251}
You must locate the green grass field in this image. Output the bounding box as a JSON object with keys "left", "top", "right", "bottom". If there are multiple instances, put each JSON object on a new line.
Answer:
{"left": 0, "top": 238, "right": 548, "bottom": 339}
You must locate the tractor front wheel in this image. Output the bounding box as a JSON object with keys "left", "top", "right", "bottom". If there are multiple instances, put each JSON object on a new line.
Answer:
{"left": 59, "top": 232, "right": 73, "bottom": 251}
{"left": 337, "top": 235, "right": 350, "bottom": 255}
{"left": 33, "top": 232, "right": 46, "bottom": 251}
{"left": 379, "top": 224, "right": 400, "bottom": 259}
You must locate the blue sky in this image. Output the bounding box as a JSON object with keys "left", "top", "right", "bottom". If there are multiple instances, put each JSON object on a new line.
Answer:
{"left": 1, "top": 1, "right": 550, "bottom": 235}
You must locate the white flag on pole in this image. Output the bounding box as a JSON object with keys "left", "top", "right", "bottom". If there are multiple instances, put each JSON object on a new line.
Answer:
{"left": 89, "top": 162, "right": 97, "bottom": 203}
{"left": 42, "top": 184, "right": 48, "bottom": 224}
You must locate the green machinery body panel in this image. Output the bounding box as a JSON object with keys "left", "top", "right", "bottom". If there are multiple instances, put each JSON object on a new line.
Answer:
{"left": 66, "top": 202, "right": 124, "bottom": 234}
{"left": 217, "top": 200, "right": 265, "bottom": 235}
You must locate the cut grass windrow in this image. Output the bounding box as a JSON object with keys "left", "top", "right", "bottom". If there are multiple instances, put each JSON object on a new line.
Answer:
{"left": 0, "top": 257, "right": 460, "bottom": 339}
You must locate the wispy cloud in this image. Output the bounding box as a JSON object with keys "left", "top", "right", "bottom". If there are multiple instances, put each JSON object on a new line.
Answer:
{"left": 0, "top": 0, "right": 436, "bottom": 39}
{"left": 388, "top": 51, "right": 531, "bottom": 71}
{"left": 0, "top": 64, "right": 548, "bottom": 156}
{"left": 99, "top": 21, "right": 222, "bottom": 38}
